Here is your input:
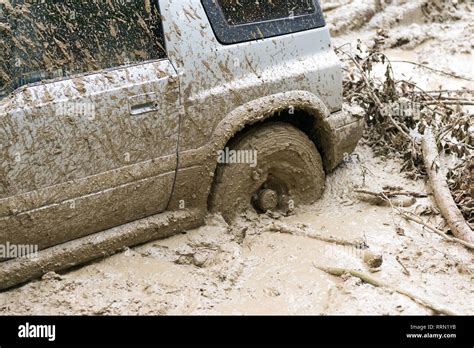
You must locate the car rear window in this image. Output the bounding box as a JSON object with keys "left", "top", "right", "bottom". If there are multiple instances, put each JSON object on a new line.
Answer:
{"left": 0, "top": 0, "right": 166, "bottom": 100}
{"left": 202, "top": 0, "right": 325, "bottom": 44}
{"left": 219, "top": 0, "right": 317, "bottom": 26}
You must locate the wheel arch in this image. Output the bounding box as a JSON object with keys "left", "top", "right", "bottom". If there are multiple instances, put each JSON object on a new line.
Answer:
{"left": 208, "top": 90, "right": 340, "bottom": 173}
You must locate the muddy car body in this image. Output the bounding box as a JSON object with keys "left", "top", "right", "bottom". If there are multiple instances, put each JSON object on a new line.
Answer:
{"left": 0, "top": 0, "right": 363, "bottom": 288}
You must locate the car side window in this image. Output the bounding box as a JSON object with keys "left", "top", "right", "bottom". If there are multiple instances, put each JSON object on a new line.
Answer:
{"left": 201, "top": 0, "right": 325, "bottom": 45}
{"left": 0, "top": 0, "right": 166, "bottom": 100}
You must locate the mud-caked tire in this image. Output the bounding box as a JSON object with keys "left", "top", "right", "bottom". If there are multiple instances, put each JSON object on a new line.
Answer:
{"left": 210, "top": 122, "right": 325, "bottom": 222}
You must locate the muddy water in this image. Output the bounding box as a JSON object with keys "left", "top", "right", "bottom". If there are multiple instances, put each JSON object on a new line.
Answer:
{"left": 1, "top": 0, "right": 473, "bottom": 315}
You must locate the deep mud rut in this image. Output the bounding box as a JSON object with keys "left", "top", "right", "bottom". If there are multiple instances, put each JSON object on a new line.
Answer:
{"left": 1, "top": 1, "right": 473, "bottom": 315}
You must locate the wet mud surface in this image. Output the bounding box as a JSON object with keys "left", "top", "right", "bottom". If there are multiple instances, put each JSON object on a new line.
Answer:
{"left": 1, "top": 0, "right": 473, "bottom": 314}
{"left": 1, "top": 146, "right": 472, "bottom": 315}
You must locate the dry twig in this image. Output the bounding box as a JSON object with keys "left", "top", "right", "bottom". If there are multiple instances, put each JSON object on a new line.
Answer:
{"left": 392, "top": 60, "right": 474, "bottom": 82}
{"left": 399, "top": 211, "right": 474, "bottom": 250}
{"left": 354, "top": 189, "right": 427, "bottom": 198}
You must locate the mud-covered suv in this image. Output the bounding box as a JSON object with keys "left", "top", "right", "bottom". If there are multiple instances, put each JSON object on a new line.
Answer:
{"left": 0, "top": 0, "right": 363, "bottom": 288}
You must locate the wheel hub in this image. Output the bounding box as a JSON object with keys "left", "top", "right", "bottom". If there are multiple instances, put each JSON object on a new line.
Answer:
{"left": 255, "top": 188, "right": 279, "bottom": 212}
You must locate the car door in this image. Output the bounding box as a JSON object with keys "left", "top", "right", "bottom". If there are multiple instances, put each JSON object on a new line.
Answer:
{"left": 0, "top": 0, "right": 180, "bottom": 251}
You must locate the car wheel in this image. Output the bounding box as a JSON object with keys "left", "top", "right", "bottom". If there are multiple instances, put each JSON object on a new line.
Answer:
{"left": 210, "top": 122, "right": 325, "bottom": 222}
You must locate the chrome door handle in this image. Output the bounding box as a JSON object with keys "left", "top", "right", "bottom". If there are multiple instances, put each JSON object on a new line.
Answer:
{"left": 129, "top": 101, "right": 159, "bottom": 115}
